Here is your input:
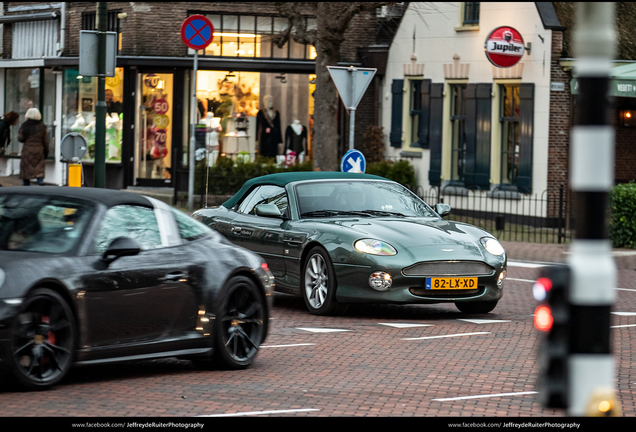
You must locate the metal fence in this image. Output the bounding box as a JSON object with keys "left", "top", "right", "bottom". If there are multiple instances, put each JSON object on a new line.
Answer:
{"left": 413, "top": 184, "right": 574, "bottom": 244}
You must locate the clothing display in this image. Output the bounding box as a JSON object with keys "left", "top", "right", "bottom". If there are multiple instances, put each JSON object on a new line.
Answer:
{"left": 285, "top": 122, "right": 307, "bottom": 155}
{"left": 256, "top": 108, "right": 282, "bottom": 157}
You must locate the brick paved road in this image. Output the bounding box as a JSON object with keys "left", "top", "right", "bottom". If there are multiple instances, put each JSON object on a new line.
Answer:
{"left": 0, "top": 252, "right": 634, "bottom": 418}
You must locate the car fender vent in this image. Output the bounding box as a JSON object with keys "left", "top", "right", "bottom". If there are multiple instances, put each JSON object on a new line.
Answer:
{"left": 402, "top": 261, "right": 495, "bottom": 277}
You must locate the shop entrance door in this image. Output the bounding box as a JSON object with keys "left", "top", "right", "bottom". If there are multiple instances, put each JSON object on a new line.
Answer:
{"left": 135, "top": 72, "right": 175, "bottom": 185}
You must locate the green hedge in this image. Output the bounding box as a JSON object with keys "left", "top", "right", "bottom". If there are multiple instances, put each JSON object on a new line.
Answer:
{"left": 610, "top": 182, "right": 636, "bottom": 248}
{"left": 366, "top": 159, "right": 416, "bottom": 189}
{"left": 195, "top": 156, "right": 417, "bottom": 196}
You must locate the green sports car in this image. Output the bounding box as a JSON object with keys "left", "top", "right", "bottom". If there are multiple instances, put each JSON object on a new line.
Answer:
{"left": 192, "top": 172, "right": 507, "bottom": 316}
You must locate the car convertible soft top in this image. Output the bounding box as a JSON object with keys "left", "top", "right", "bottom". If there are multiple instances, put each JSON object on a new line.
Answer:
{"left": 222, "top": 171, "right": 387, "bottom": 209}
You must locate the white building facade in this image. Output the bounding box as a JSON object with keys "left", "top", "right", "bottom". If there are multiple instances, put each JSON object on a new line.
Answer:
{"left": 381, "top": 2, "right": 565, "bottom": 209}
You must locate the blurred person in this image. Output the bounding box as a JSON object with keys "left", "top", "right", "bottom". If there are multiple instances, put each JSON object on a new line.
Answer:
{"left": 105, "top": 89, "right": 123, "bottom": 115}
{"left": 18, "top": 108, "right": 49, "bottom": 186}
{"left": 0, "top": 111, "right": 20, "bottom": 156}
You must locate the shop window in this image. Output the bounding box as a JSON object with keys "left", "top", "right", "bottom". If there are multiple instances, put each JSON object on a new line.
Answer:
{"left": 194, "top": 70, "right": 313, "bottom": 163}
{"left": 198, "top": 13, "right": 315, "bottom": 60}
{"left": 62, "top": 68, "right": 125, "bottom": 164}
{"left": 3, "top": 68, "right": 56, "bottom": 159}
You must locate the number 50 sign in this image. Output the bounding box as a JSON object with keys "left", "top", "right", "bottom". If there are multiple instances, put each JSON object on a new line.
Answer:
{"left": 153, "top": 99, "right": 169, "bottom": 115}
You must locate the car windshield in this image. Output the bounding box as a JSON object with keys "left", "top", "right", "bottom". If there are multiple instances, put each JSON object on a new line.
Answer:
{"left": 0, "top": 194, "right": 94, "bottom": 254}
{"left": 295, "top": 181, "right": 437, "bottom": 219}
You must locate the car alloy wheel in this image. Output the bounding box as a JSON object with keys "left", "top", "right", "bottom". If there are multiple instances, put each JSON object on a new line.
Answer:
{"left": 302, "top": 247, "right": 347, "bottom": 316}
{"left": 214, "top": 276, "right": 266, "bottom": 369}
{"left": 9, "top": 288, "right": 75, "bottom": 391}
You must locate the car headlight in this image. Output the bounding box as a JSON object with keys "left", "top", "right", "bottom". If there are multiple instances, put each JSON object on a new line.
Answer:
{"left": 481, "top": 237, "right": 505, "bottom": 256}
{"left": 354, "top": 239, "right": 397, "bottom": 256}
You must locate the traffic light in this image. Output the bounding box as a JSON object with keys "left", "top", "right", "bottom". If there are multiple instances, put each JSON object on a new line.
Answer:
{"left": 533, "top": 265, "right": 571, "bottom": 409}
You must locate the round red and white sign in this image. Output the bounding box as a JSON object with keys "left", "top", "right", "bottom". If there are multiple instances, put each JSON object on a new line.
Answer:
{"left": 484, "top": 26, "right": 525, "bottom": 68}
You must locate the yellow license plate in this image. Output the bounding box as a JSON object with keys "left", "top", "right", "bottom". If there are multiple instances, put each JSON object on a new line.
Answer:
{"left": 426, "top": 277, "right": 477, "bottom": 290}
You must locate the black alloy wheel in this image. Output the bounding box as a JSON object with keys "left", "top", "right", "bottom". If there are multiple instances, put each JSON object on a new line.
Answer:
{"left": 214, "top": 276, "right": 266, "bottom": 369}
{"left": 455, "top": 300, "right": 499, "bottom": 314}
{"left": 9, "top": 288, "right": 75, "bottom": 391}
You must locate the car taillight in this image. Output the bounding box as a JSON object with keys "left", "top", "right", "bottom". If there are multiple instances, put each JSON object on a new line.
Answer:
{"left": 261, "top": 263, "right": 270, "bottom": 272}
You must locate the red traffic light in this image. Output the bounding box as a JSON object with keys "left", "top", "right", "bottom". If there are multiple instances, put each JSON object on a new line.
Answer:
{"left": 534, "top": 305, "right": 554, "bottom": 331}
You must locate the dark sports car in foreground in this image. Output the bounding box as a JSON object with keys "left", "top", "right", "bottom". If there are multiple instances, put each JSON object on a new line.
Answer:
{"left": 192, "top": 172, "right": 507, "bottom": 316}
{"left": 0, "top": 187, "right": 272, "bottom": 390}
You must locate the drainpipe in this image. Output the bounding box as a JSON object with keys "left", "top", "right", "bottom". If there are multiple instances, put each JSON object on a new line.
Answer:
{"left": 57, "top": 2, "right": 66, "bottom": 56}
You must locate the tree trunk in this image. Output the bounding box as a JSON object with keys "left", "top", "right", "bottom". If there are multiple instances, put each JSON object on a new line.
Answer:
{"left": 312, "top": 4, "right": 344, "bottom": 172}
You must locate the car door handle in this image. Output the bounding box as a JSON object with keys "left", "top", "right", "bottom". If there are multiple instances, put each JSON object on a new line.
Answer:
{"left": 231, "top": 226, "right": 242, "bottom": 234}
{"left": 284, "top": 237, "right": 302, "bottom": 245}
{"left": 161, "top": 272, "right": 187, "bottom": 283}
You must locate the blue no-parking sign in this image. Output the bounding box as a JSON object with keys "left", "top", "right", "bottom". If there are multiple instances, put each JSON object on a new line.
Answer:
{"left": 341, "top": 149, "right": 366, "bottom": 174}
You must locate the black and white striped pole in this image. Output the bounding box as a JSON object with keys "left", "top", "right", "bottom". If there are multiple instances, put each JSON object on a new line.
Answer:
{"left": 568, "top": 2, "right": 620, "bottom": 416}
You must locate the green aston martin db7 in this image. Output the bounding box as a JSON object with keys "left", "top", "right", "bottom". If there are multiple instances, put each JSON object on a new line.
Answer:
{"left": 192, "top": 172, "right": 507, "bottom": 316}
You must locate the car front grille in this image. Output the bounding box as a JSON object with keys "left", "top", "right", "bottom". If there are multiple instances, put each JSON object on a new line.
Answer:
{"left": 402, "top": 261, "right": 495, "bottom": 277}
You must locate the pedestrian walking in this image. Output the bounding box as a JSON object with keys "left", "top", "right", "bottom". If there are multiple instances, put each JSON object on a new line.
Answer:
{"left": 0, "top": 111, "right": 20, "bottom": 156}
{"left": 18, "top": 108, "right": 49, "bottom": 186}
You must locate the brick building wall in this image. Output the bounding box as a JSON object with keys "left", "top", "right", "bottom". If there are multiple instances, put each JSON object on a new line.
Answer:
{"left": 615, "top": 126, "right": 636, "bottom": 183}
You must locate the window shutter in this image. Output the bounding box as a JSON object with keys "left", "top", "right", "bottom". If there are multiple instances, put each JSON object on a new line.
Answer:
{"left": 464, "top": 83, "right": 492, "bottom": 190}
{"left": 418, "top": 79, "right": 432, "bottom": 149}
{"left": 390, "top": 79, "right": 404, "bottom": 148}
{"left": 428, "top": 83, "right": 444, "bottom": 187}
{"left": 517, "top": 83, "right": 534, "bottom": 194}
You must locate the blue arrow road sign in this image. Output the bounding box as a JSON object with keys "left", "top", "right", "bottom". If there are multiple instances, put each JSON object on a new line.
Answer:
{"left": 341, "top": 149, "right": 366, "bottom": 173}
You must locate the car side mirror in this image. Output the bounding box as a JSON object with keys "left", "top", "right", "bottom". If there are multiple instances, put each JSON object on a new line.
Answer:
{"left": 255, "top": 203, "right": 282, "bottom": 218}
{"left": 103, "top": 236, "right": 141, "bottom": 264}
{"left": 435, "top": 203, "right": 451, "bottom": 217}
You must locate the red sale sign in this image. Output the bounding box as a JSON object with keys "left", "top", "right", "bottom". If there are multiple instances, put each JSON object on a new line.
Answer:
{"left": 485, "top": 26, "right": 525, "bottom": 68}
{"left": 153, "top": 99, "right": 169, "bottom": 115}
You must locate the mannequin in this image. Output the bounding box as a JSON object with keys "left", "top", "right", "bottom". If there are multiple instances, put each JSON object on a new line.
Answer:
{"left": 285, "top": 119, "right": 307, "bottom": 164}
{"left": 256, "top": 94, "right": 282, "bottom": 158}
{"left": 204, "top": 111, "right": 222, "bottom": 153}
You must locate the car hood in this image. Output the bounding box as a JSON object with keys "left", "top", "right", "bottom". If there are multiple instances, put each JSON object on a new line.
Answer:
{"left": 311, "top": 217, "right": 499, "bottom": 261}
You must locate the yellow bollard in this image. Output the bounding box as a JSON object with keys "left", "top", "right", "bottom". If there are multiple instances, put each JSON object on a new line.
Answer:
{"left": 68, "top": 163, "right": 82, "bottom": 187}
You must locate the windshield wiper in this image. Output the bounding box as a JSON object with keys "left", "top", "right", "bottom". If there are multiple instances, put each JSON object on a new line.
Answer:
{"left": 301, "top": 210, "right": 373, "bottom": 218}
{"left": 358, "top": 210, "right": 408, "bottom": 217}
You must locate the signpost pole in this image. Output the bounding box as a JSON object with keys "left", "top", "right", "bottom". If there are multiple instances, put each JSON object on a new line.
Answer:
{"left": 349, "top": 67, "right": 356, "bottom": 151}
{"left": 94, "top": 2, "right": 107, "bottom": 188}
{"left": 188, "top": 50, "right": 198, "bottom": 212}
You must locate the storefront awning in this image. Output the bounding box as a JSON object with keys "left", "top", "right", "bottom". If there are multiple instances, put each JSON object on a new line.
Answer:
{"left": 571, "top": 63, "right": 636, "bottom": 97}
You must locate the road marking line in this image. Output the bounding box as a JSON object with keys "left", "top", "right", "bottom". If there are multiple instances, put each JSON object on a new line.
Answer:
{"left": 261, "top": 343, "right": 316, "bottom": 348}
{"left": 403, "top": 332, "right": 490, "bottom": 341}
{"left": 508, "top": 277, "right": 537, "bottom": 283}
{"left": 199, "top": 408, "right": 320, "bottom": 417}
{"left": 611, "top": 324, "right": 636, "bottom": 328}
{"left": 433, "top": 391, "right": 538, "bottom": 402}
{"left": 458, "top": 319, "right": 511, "bottom": 324}
{"left": 612, "top": 312, "right": 636, "bottom": 316}
{"left": 616, "top": 288, "right": 636, "bottom": 292}
{"left": 296, "top": 327, "right": 352, "bottom": 333}
{"left": 378, "top": 323, "right": 434, "bottom": 328}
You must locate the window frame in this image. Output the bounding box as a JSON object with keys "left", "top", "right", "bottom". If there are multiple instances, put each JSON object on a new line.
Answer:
{"left": 449, "top": 83, "right": 468, "bottom": 184}
{"left": 499, "top": 84, "right": 521, "bottom": 188}
{"left": 190, "top": 12, "right": 316, "bottom": 60}
{"left": 409, "top": 79, "right": 423, "bottom": 148}
{"left": 462, "top": 2, "right": 480, "bottom": 26}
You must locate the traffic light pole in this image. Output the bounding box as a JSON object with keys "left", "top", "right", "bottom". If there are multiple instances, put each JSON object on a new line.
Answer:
{"left": 568, "top": 2, "right": 617, "bottom": 416}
